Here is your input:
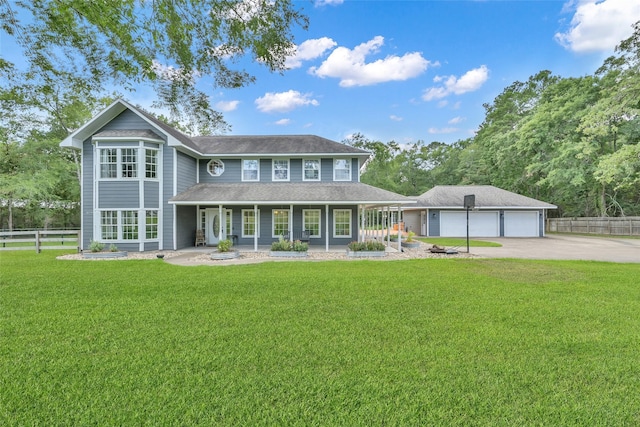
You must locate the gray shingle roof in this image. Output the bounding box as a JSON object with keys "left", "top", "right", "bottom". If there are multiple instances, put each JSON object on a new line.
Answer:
{"left": 190, "top": 135, "right": 369, "bottom": 156}
{"left": 412, "top": 185, "right": 556, "bottom": 209}
{"left": 170, "top": 182, "right": 416, "bottom": 205}
{"left": 93, "top": 129, "right": 164, "bottom": 140}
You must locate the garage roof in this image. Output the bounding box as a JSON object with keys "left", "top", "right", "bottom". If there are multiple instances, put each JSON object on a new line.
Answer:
{"left": 410, "top": 185, "right": 556, "bottom": 209}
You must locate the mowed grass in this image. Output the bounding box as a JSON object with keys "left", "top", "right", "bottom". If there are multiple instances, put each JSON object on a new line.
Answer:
{"left": 1, "top": 251, "right": 639, "bottom": 425}
{"left": 419, "top": 237, "right": 502, "bottom": 247}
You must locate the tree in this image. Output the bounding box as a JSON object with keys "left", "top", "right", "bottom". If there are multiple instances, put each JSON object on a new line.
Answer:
{"left": 1, "top": 0, "right": 308, "bottom": 133}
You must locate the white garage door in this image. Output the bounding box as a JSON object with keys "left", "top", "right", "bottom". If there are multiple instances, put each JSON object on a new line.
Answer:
{"left": 504, "top": 211, "right": 539, "bottom": 237}
{"left": 440, "top": 211, "right": 499, "bottom": 237}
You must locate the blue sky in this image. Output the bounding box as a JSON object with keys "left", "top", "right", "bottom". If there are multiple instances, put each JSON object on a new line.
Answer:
{"left": 206, "top": 0, "right": 640, "bottom": 144}
{"left": 3, "top": 0, "right": 640, "bottom": 145}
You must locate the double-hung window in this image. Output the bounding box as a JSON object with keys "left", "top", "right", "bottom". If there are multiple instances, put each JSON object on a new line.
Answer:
{"left": 145, "top": 149, "right": 158, "bottom": 179}
{"left": 303, "top": 159, "right": 320, "bottom": 181}
{"left": 145, "top": 210, "right": 158, "bottom": 239}
{"left": 100, "top": 210, "right": 148, "bottom": 241}
{"left": 334, "top": 159, "right": 351, "bottom": 181}
{"left": 272, "top": 159, "right": 289, "bottom": 181}
{"left": 303, "top": 209, "right": 321, "bottom": 238}
{"left": 121, "top": 149, "right": 137, "bottom": 178}
{"left": 243, "top": 159, "right": 260, "bottom": 181}
{"left": 101, "top": 211, "right": 118, "bottom": 240}
{"left": 242, "top": 209, "right": 260, "bottom": 238}
{"left": 272, "top": 209, "right": 290, "bottom": 238}
{"left": 121, "top": 211, "right": 138, "bottom": 239}
{"left": 100, "top": 149, "right": 118, "bottom": 178}
{"left": 333, "top": 209, "right": 352, "bottom": 238}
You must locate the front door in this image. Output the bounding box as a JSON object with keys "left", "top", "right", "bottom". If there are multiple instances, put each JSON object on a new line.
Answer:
{"left": 204, "top": 208, "right": 228, "bottom": 246}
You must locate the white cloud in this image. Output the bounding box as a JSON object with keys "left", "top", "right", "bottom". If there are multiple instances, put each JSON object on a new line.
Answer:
{"left": 255, "top": 90, "right": 319, "bottom": 113}
{"left": 215, "top": 100, "right": 240, "bottom": 112}
{"left": 285, "top": 37, "right": 337, "bottom": 69}
{"left": 428, "top": 127, "right": 458, "bottom": 134}
{"left": 315, "top": 0, "right": 344, "bottom": 6}
{"left": 310, "top": 36, "right": 433, "bottom": 87}
{"left": 390, "top": 115, "right": 403, "bottom": 122}
{"left": 555, "top": 0, "right": 640, "bottom": 53}
{"left": 422, "top": 65, "right": 489, "bottom": 101}
{"left": 448, "top": 116, "right": 465, "bottom": 125}
{"left": 275, "top": 118, "right": 291, "bottom": 125}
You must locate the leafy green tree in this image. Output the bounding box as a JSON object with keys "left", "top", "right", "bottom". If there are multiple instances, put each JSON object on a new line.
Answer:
{"left": 1, "top": 0, "right": 307, "bottom": 133}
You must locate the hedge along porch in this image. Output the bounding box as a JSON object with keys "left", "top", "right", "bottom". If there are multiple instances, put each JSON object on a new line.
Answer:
{"left": 169, "top": 182, "right": 415, "bottom": 251}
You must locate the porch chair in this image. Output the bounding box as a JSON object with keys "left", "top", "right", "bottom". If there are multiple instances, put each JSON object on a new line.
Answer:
{"left": 195, "top": 229, "right": 206, "bottom": 247}
{"left": 300, "top": 229, "right": 310, "bottom": 243}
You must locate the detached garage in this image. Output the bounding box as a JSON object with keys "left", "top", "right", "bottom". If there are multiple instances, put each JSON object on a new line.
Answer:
{"left": 402, "top": 185, "right": 556, "bottom": 238}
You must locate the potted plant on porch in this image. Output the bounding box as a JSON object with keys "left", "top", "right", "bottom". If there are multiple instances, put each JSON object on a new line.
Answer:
{"left": 210, "top": 239, "right": 240, "bottom": 260}
{"left": 270, "top": 236, "right": 309, "bottom": 257}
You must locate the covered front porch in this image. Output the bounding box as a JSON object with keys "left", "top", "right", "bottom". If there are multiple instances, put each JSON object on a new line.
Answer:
{"left": 169, "top": 182, "right": 416, "bottom": 252}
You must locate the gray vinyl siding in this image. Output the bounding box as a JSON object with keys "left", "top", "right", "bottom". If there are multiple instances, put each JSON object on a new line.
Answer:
{"left": 290, "top": 159, "right": 302, "bottom": 182}
{"left": 97, "top": 181, "right": 140, "bottom": 208}
{"left": 321, "top": 158, "right": 333, "bottom": 181}
{"left": 175, "top": 205, "right": 197, "bottom": 249}
{"left": 144, "top": 181, "right": 160, "bottom": 208}
{"left": 428, "top": 209, "right": 440, "bottom": 236}
{"left": 101, "top": 109, "right": 157, "bottom": 132}
{"left": 199, "top": 159, "right": 241, "bottom": 183}
{"left": 176, "top": 151, "right": 197, "bottom": 193}
{"left": 402, "top": 211, "right": 421, "bottom": 235}
{"left": 82, "top": 138, "right": 94, "bottom": 249}
{"left": 351, "top": 158, "right": 359, "bottom": 182}
{"left": 499, "top": 210, "right": 505, "bottom": 236}
{"left": 162, "top": 148, "right": 174, "bottom": 250}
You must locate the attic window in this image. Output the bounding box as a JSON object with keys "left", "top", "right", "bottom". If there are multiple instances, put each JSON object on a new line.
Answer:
{"left": 207, "top": 159, "right": 225, "bottom": 177}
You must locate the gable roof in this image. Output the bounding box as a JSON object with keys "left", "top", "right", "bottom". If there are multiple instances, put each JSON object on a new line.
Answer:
{"left": 412, "top": 185, "right": 556, "bottom": 209}
{"left": 61, "top": 99, "right": 369, "bottom": 158}
{"left": 170, "top": 182, "right": 415, "bottom": 206}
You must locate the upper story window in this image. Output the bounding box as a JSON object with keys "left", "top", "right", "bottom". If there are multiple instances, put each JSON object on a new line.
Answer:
{"left": 272, "top": 159, "right": 290, "bottom": 181}
{"left": 207, "top": 159, "right": 225, "bottom": 177}
{"left": 145, "top": 149, "right": 158, "bottom": 179}
{"left": 99, "top": 148, "right": 140, "bottom": 179}
{"left": 334, "top": 159, "right": 351, "bottom": 181}
{"left": 243, "top": 159, "right": 260, "bottom": 181}
{"left": 303, "top": 159, "right": 320, "bottom": 181}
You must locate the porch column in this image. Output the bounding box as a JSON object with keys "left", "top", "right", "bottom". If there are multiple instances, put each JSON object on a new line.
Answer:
{"left": 359, "top": 205, "right": 364, "bottom": 242}
{"left": 290, "top": 204, "right": 293, "bottom": 239}
{"left": 386, "top": 206, "right": 391, "bottom": 247}
{"left": 397, "top": 205, "right": 402, "bottom": 251}
{"left": 218, "top": 205, "right": 223, "bottom": 240}
{"left": 325, "top": 204, "right": 329, "bottom": 252}
{"left": 253, "top": 204, "right": 258, "bottom": 252}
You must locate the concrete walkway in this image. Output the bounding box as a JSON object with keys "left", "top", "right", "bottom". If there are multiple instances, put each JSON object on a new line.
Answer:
{"left": 469, "top": 234, "right": 640, "bottom": 263}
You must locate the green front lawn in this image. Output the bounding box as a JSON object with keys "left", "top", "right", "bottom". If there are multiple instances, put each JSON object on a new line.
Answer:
{"left": 419, "top": 237, "right": 503, "bottom": 247}
{"left": 1, "top": 251, "right": 639, "bottom": 425}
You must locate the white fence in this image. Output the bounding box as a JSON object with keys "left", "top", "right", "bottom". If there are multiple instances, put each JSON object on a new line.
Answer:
{"left": 547, "top": 217, "right": 640, "bottom": 236}
{"left": 0, "top": 230, "right": 80, "bottom": 252}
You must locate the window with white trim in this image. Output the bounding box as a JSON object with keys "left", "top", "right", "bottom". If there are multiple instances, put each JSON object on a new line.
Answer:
{"left": 242, "top": 159, "right": 260, "bottom": 181}
{"left": 101, "top": 211, "right": 118, "bottom": 240}
{"left": 207, "top": 159, "right": 225, "bottom": 177}
{"left": 242, "top": 209, "right": 260, "bottom": 237}
{"left": 333, "top": 209, "right": 352, "bottom": 238}
{"left": 100, "top": 149, "right": 118, "bottom": 178}
{"left": 334, "top": 159, "right": 351, "bottom": 181}
{"left": 122, "top": 211, "right": 138, "bottom": 240}
{"left": 272, "top": 209, "right": 290, "bottom": 238}
{"left": 145, "top": 149, "right": 158, "bottom": 179}
{"left": 303, "top": 159, "right": 320, "bottom": 181}
{"left": 272, "top": 159, "right": 289, "bottom": 181}
{"left": 121, "top": 149, "right": 137, "bottom": 178}
{"left": 303, "top": 209, "right": 321, "bottom": 238}
{"left": 145, "top": 210, "right": 158, "bottom": 239}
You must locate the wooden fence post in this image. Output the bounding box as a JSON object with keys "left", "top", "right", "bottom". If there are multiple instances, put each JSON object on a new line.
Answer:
{"left": 35, "top": 230, "right": 41, "bottom": 253}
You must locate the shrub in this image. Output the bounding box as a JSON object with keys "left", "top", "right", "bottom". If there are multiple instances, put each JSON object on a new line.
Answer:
{"left": 89, "top": 240, "right": 105, "bottom": 252}
{"left": 217, "top": 239, "right": 233, "bottom": 253}
{"left": 406, "top": 231, "right": 416, "bottom": 242}
{"left": 271, "top": 236, "right": 308, "bottom": 252}
{"left": 348, "top": 240, "right": 386, "bottom": 252}
{"left": 109, "top": 244, "right": 119, "bottom": 252}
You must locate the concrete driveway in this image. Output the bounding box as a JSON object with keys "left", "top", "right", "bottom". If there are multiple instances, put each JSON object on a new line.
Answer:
{"left": 470, "top": 234, "right": 640, "bottom": 263}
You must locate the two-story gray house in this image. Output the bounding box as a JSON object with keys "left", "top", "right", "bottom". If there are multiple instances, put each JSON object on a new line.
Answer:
{"left": 61, "top": 99, "right": 414, "bottom": 252}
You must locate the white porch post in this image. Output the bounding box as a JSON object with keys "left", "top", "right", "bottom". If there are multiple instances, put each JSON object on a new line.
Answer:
{"left": 398, "top": 206, "right": 402, "bottom": 251}
{"left": 325, "top": 204, "right": 329, "bottom": 252}
{"left": 218, "top": 205, "right": 223, "bottom": 240}
{"left": 253, "top": 204, "right": 258, "bottom": 252}
{"left": 290, "top": 204, "right": 293, "bottom": 239}
{"left": 360, "top": 205, "right": 364, "bottom": 242}
{"left": 386, "top": 206, "right": 391, "bottom": 247}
